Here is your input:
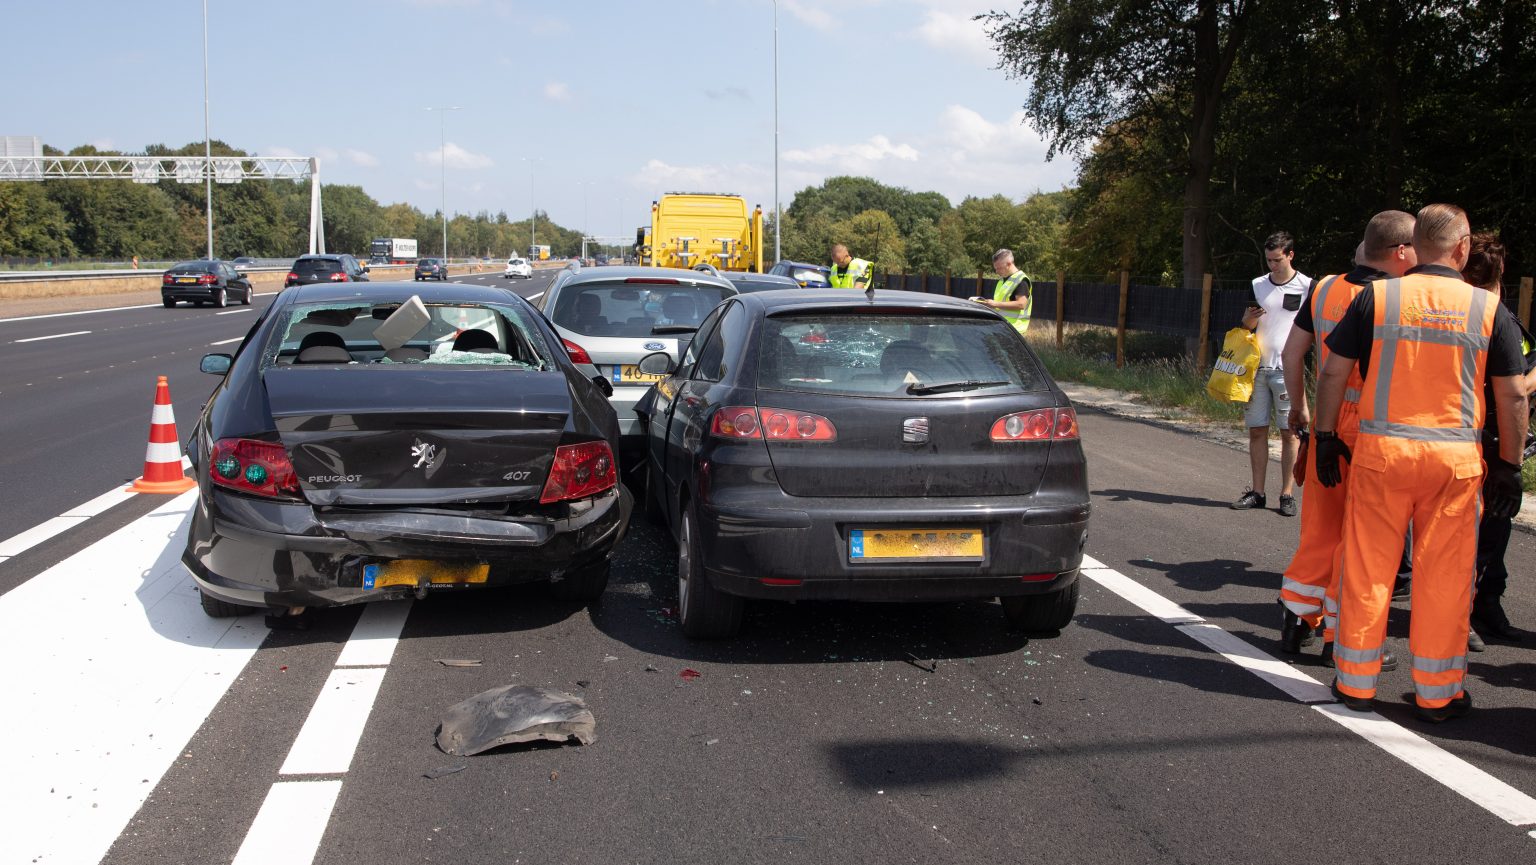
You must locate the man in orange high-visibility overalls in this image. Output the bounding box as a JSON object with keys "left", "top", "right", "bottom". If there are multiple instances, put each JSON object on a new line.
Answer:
{"left": 1276, "top": 212, "right": 1417, "bottom": 661}
{"left": 1313, "top": 204, "right": 1529, "bottom": 723}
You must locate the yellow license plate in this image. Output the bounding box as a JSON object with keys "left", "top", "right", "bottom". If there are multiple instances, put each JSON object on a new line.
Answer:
{"left": 176, "top": 277, "right": 198, "bottom": 284}
{"left": 362, "top": 560, "right": 489, "bottom": 589}
{"left": 615, "top": 364, "right": 666, "bottom": 383}
{"left": 849, "top": 528, "right": 984, "bottom": 562}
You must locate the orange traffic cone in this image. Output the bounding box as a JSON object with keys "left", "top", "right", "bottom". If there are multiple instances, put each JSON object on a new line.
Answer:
{"left": 128, "top": 376, "right": 196, "bottom": 494}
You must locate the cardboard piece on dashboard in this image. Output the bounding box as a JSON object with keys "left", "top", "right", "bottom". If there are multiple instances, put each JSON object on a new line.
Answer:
{"left": 373, "top": 295, "right": 431, "bottom": 351}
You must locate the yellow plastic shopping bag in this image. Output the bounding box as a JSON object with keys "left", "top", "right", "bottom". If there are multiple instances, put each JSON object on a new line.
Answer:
{"left": 1206, "top": 327, "right": 1260, "bottom": 403}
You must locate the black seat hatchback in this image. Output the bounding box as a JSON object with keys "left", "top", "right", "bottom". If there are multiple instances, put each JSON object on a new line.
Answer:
{"left": 286, "top": 254, "right": 369, "bottom": 287}
{"left": 635, "top": 289, "right": 1090, "bottom": 638}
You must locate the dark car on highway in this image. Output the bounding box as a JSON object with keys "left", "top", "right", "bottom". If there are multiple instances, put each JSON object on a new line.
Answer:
{"left": 415, "top": 257, "right": 448, "bottom": 281}
{"left": 161, "top": 259, "right": 253, "bottom": 308}
{"left": 285, "top": 253, "right": 369, "bottom": 287}
{"left": 634, "top": 289, "right": 1090, "bottom": 638}
{"left": 185, "top": 282, "right": 631, "bottom": 620}
{"left": 768, "top": 260, "right": 832, "bottom": 287}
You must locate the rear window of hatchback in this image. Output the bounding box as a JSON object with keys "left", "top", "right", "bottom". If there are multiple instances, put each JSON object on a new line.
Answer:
{"left": 757, "top": 313, "right": 1048, "bottom": 397}
{"left": 550, "top": 282, "right": 734, "bottom": 338}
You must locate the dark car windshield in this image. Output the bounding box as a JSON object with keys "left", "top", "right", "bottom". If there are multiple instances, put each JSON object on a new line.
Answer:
{"left": 169, "top": 261, "right": 215, "bottom": 272}
{"left": 419, "top": 258, "right": 440, "bottom": 266}
{"left": 550, "top": 282, "right": 733, "bottom": 337}
{"left": 294, "top": 258, "right": 344, "bottom": 275}
{"left": 758, "top": 313, "right": 1047, "bottom": 397}
{"left": 260, "top": 299, "right": 551, "bottom": 370}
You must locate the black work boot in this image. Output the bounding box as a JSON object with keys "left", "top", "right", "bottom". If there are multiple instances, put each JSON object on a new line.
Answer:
{"left": 1468, "top": 627, "right": 1487, "bottom": 652}
{"left": 1280, "top": 602, "right": 1317, "bottom": 653}
{"left": 1471, "top": 598, "right": 1523, "bottom": 641}
{"left": 1331, "top": 679, "right": 1373, "bottom": 712}
{"left": 1414, "top": 690, "right": 1472, "bottom": 724}
{"left": 1232, "top": 489, "right": 1266, "bottom": 510}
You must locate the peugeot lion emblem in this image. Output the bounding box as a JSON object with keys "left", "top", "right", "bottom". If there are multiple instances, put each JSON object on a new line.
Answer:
{"left": 411, "top": 439, "right": 438, "bottom": 470}
{"left": 902, "top": 417, "right": 930, "bottom": 444}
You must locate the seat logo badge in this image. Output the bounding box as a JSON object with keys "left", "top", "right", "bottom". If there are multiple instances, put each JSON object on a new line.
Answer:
{"left": 902, "top": 417, "right": 929, "bottom": 444}
{"left": 645, "top": 341, "right": 665, "bottom": 351}
{"left": 411, "top": 440, "right": 438, "bottom": 469}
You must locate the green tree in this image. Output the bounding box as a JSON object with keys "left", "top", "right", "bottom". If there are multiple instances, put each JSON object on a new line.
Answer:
{"left": 0, "top": 184, "right": 77, "bottom": 258}
{"left": 829, "top": 209, "right": 906, "bottom": 274}
{"left": 788, "top": 176, "right": 952, "bottom": 235}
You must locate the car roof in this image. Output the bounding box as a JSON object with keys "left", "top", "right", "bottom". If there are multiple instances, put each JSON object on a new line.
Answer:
{"left": 295, "top": 254, "right": 349, "bottom": 261}
{"left": 282, "top": 281, "right": 523, "bottom": 305}
{"left": 735, "top": 288, "right": 999, "bottom": 317}
{"left": 775, "top": 260, "right": 829, "bottom": 270}
{"left": 552, "top": 265, "right": 736, "bottom": 291}
{"left": 725, "top": 272, "right": 801, "bottom": 289}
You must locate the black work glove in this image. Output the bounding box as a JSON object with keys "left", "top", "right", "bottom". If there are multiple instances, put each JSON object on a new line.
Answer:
{"left": 1485, "top": 457, "right": 1524, "bottom": 520}
{"left": 1314, "top": 430, "right": 1351, "bottom": 488}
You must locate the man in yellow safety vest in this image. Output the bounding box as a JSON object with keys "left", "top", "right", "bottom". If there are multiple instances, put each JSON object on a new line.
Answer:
{"left": 975, "top": 248, "right": 1032, "bottom": 334}
{"left": 828, "top": 244, "right": 873, "bottom": 290}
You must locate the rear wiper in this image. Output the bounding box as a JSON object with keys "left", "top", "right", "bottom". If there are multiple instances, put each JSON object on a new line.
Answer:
{"left": 906, "top": 379, "right": 1009, "bottom": 395}
{"left": 651, "top": 325, "right": 699, "bottom": 335}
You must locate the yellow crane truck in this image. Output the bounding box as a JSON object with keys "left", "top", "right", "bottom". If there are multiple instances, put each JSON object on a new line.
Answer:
{"left": 638, "top": 193, "right": 764, "bottom": 272}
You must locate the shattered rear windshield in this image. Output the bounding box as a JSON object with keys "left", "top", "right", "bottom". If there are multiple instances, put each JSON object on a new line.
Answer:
{"left": 260, "top": 299, "right": 552, "bottom": 370}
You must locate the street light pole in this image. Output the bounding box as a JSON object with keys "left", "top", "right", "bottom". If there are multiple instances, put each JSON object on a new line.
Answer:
{"left": 773, "top": 0, "right": 781, "bottom": 264}
{"left": 426, "top": 106, "right": 462, "bottom": 260}
{"left": 521, "top": 157, "right": 539, "bottom": 255}
{"left": 202, "top": 0, "right": 213, "bottom": 260}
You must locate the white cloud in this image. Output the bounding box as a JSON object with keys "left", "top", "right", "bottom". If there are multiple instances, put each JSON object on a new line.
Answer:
{"left": 912, "top": 9, "right": 994, "bottom": 66}
{"left": 414, "top": 142, "right": 494, "bottom": 170}
{"left": 88, "top": 137, "right": 114, "bottom": 151}
{"left": 783, "top": 135, "right": 921, "bottom": 171}
{"left": 344, "top": 148, "right": 379, "bottom": 168}
{"left": 781, "top": 0, "right": 835, "bottom": 30}
{"left": 543, "top": 81, "right": 571, "bottom": 102}
{"left": 266, "top": 145, "right": 302, "bottom": 158}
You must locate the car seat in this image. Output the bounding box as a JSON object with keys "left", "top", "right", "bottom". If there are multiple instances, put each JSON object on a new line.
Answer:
{"left": 879, "top": 340, "right": 934, "bottom": 382}
{"left": 452, "top": 329, "right": 499, "bottom": 353}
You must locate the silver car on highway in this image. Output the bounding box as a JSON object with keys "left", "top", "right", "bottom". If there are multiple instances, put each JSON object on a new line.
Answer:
{"left": 541, "top": 265, "right": 736, "bottom": 454}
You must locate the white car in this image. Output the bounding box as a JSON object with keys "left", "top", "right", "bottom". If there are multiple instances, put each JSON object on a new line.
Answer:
{"left": 504, "top": 257, "right": 533, "bottom": 279}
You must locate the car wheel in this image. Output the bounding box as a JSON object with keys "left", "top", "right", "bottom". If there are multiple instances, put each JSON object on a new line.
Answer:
{"left": 199, "top": 588, "right": 260, "bottom": 618}
{"left": 677, "top": 503, "right": 743, "bottom": 639}
{"left": 162, "top": 297, "right": 176, "bottom": 308}
{"left": 212, "top": 287, "right": 227, "bottom": 308}
{"left": 1001, "top": 579, "right": 1079, "bottom": 632}
{"left": 549, "top": 560, "right": 610, "bottom": 603}
{"left": 242, "top": 286, "right": 253, "bottom": 305}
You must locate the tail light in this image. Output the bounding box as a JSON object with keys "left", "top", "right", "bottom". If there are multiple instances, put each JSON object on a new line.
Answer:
{"left": 199, "top": 273, "right": 218, "bottom": 285}
{"left": 711, "top": 406, "right": 836, "bottom": 442}
{"left": 329, "top": 271, "right": 349, "bottom": 282}
{"left": 286, "top": 272, "right": 298, "bottom": 284}
{"left": 540, "top": 441, "right": 617, "bottom": 503}
{"left": 162, "top": 274, "right": 174, "bottom": 285}
{"left": 561, "top": 338, "right": 593, "bottom": 365}
{"left": 991, "top": 407, "right": 1079, "bottom": 442}
{"left": 210, "top": 438, "right": 302, "bottom": 500}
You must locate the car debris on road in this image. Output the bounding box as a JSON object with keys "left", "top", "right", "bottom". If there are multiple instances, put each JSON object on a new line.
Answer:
{"left": 436, "top": 684, "right": 597, "bottom": 756}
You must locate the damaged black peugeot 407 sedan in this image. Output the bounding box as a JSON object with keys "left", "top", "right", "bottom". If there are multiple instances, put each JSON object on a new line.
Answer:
{"left": 184, "top": 282, "right": 631, "bottom": 620}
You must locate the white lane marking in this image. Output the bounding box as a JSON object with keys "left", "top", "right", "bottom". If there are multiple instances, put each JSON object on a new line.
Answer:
{"left": 1, "top": 492, "right": 266, "bottom": 865}
{"left": 1314, "top": 704, "right": 1536, "bottom": 825}
{"left": 1082, "top": 560, "right": 1536, "bottom": 828}
{"left": 14, "top": 329, "right": 90, "bottom": 343}
{"left": 210, "top": 336, "right": 244, "bottom": 346}
{"left": 335, "top": 600, "right": 411, "bottom": 667}
{"left": 528, "top": 291, "right": 544, "bottom": 302}
{"left": 0, "top": 456, "right": 192, "bottom": 562}
{"left": 278, "top": 667, "right": 390, "bottom": 776}
{"left": 231, "top": 781, "right": 343, "bottom": 865}
{"left": 216, "top": 308, "right": 251, "bottom": 315}
{"left": 0, "top": 302, "right": 163, "bottom": 323}
{"left": 236, "top": 598, "right": 412, "bottom": 859}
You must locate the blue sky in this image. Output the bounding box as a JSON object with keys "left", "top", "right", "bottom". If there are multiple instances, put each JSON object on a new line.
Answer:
{"left": 4, "top": 0, "right": 1078, "bottom": 238}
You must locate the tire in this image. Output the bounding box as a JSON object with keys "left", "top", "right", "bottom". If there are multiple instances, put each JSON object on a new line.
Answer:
{"left": 200, "top": 588, "right": 259, "bottom": 618}
{"left": 677, "top": 504, "right": 743, "bottom": 638}
{"left": 550, "top": 560, "right": 610, "bottom": 602}
{"left": 1001, "top": 579, "right": 1080, "bottom": 632}
{"left": 162, "top": 297, "right": 176, "bottom": 308}
{"left": 212, "top": 287, "right": 227, "bottom": 309}
{"left": 242, "top": 286, "right": 252, "bottom": 305}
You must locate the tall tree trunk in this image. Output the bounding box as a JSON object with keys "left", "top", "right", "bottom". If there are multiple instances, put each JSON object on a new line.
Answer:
{"left": 1182, "top": 0, "right": 1248, "bottom": 290}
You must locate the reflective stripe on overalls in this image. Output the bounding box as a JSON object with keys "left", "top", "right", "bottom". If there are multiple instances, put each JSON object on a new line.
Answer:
{"left": 1335, "top": 275, "right": 1495, "bottom": 708}
{"left": 1280, "top": 274, "right": 1368, "bottom": 633}
{"left": 829, "top": 258, "right": 872, "bottom": 288}
{"left": 993, "top": 270, "right": 1032, "bottom": 334}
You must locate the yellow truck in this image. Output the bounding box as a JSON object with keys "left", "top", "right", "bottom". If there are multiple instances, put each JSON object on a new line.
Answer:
{"left": 641, "top": 193, "right": 764, "bottom": 272}
{"left": 527, "top": 244, "right": 551, "bottom": 261}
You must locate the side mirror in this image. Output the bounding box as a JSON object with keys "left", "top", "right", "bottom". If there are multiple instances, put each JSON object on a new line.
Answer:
{"left": 591, "top": 375, "right": 614, "bottom": 397}
{"left": 637, "top": 351, "right": 675, "bottom": 376}
{"left": 200, "top": 353, "right": 233, "bottom": 375}
{"left": 361, "top": 263, "right": 370, "bottom": 273}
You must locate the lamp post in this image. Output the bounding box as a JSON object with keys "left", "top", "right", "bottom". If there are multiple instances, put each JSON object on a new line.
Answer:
{"left": 521, "top": 156, "right": 541, "bottom": 255}
{"left": 201, "top": 0, "right": 213, "bottom": 260}
{"left": 773, "top": 0, "right": 781, "bottom": 264}
{"left": 425, "top": 106, "right": 463, "bottom": 260}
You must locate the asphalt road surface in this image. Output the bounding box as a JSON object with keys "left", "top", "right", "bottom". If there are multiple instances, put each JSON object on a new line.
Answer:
{"left": 2, "top": 272, "right": 1534, "bottom": 865}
